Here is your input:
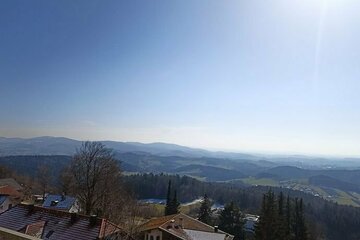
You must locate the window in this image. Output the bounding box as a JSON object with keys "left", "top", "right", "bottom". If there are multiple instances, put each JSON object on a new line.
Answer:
{"left": 150, "top": 236, "right": 154, "bottom": 240}
{"left": 156, "top": 236, "right": 160, "bottom": 240}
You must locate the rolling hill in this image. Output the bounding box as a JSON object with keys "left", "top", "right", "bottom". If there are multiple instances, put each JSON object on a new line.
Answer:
{"left": 0, "top": 136, "right": 257, "bottom": 159}
{"left": 2, "top": 136, "right": 360, "bottom": 207}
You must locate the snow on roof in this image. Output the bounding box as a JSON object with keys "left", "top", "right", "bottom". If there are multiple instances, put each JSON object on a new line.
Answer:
{"left": 42, "top": 195, "right": 76, "bottom": 210}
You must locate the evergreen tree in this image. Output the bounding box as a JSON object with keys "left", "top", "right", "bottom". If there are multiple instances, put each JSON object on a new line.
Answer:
{"left": 276, "top": 192, "right": 287, "bottom": 240}
{"left": 293, "top": 198, "right": 307, "bottom": 240}
{"left": 256, "top": 193, "right": 309, "bottom": 240}
{"left": 255, "top": 190, "right": 279, "bottom": 240}
{"left": 165, "top": 180, "right": 174, "bottom": 215}
{"left": 255, "top": 194, "right": 267, "bottom": 240}
{"left": 278, "top": 192, "right": 284, "bottom": 216}
{"left": 285, "top": 195, "right": 292, "bottom": 240}
{"left": 170, "top": 190, "right": 180, "bottom": 215}
{"left": 198, "top": 194, "right": 212, "bottom": 224}
{"left": 219, "top": 201, "right": 245, "bottom": 240}
{"left": 165, "top": 180, "right": 180, "bottom": 216}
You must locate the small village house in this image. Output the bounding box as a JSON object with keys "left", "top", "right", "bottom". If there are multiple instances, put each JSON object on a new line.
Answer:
{"left": 140, "top": 213, "right": 234, "bottom": 240}
{"left": 0, "top": 204, "right": 131, "bottom": 240}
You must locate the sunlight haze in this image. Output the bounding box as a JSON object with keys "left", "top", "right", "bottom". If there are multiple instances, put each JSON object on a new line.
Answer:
{"left": 1, "top": 0, "right": 359, "bottom": 156}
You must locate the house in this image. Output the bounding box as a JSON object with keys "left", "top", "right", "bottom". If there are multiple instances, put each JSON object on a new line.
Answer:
{"left": 0, "top": 195, "right": 12, "bottom": 213}
{"left": 0, "top": 204, "right": 131, "bottom": 240}
{"left": 0, "top": 185, "right": 23, "bottom": 211}
{"left": 140, "top": 213, "right": 234, "bottom": 240}
{"left": 0, "top": 178, "right": 23, "bottom": 192}
{"left": 244, "top": 214, "right": 258, "bottom": 233}
{"left": 0, "top": 185, "right": 22, "bottom": 199}
{"left": 0, "top": 178, "right": 24, "bottom": 206}
{"left": 42, "top": 194, "right": 79, "bottom": 213}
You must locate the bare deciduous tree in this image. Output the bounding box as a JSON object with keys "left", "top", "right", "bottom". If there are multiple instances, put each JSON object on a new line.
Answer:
{"left": 66, "top": 141, "right": 142, "bottom": 239}
{"left": 58, "top": 165, "right": 75, "bottom": 195}
{"left": 70, "top": 141, "right": 123, "bottom": 215}
{"left": 37, "top": 164, "right": 52, "bottom": 201}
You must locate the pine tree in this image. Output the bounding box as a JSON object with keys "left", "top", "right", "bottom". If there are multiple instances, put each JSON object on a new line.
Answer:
{"left": 255, "top": 190, "right": 279, "bottom": 240}
{"left": 170, "top": 190, "right": 180, "bottom": 214}
{"left": 285, "top": 195, "right": 292, "bottom": 240}
{"left": 298, "top": 199, "right": 307, "bottom": 240}
{"left": 278, "top": 192, "right": 284, "bottom": 216}
{"left": 255, "top": 191, "right": 310, "bottom": 240}
{"left": 198, "top": 194, "right": 212, "bottom": 224}
{"left": 165, "top": 180, "right": 173, "bottom": 215}
{"left": 293, "top": 198, "right": 307, "bottom": 240}
{"left": 255, "top": 194, "right": 267, "bottom": 240}
{"left": 165, "top": 181, "right": 180, "bottom": 215}
{"left": 219, "top": 201, "right": 245, "bottom": 240}
{"left": 276, "top": 192, "right": 287, "bottom": 240}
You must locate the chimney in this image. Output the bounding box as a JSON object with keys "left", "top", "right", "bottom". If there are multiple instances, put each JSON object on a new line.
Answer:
{"left": 70, "top": 212, "right": 78, "bottom": 224}
{"left": 214, "top": 226, "right": 218, "bottom": 233}
{"left": 179, "top": 217, "right": 183, "bottom": 228}
{"left": 61, "top": 193, "right": 66, "bottom": 201}
{"left": 170, "top": 219, "right": 175, "bottom": 228}
{"left": 89, "top": 215, "right": 98, "bottom": 227}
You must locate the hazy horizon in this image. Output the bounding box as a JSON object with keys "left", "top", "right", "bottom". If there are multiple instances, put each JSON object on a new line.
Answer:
{"left": 1, "top": 134, "right": 359, "bottom": 159}
{"left": 1, "top": 0, "right": 360, "bottom": 157}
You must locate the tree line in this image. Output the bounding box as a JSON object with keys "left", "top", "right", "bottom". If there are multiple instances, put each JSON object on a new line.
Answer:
{"left": 125, "top": 173, "right": 360, "bottom": 240}
{"left": 164, "top": 180, "right": 246, "bottom": 240}
{"left": 164, "top": 179, "right": 308, "bottom": 240}
{"left": 255, "top": 190, "right": 307, "bottom": 240}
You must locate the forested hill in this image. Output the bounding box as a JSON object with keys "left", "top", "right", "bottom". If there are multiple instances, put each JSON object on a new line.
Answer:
{"left": 2, "top": 154, "right": 360, "bottom": 239}
{"left": 0, "top": 153, "right": 269, "bottom": 181}
{"left": 0, "top": 136, "right": 256, "bottom": 159}
{"left": 0, "top": 155, "right": 71, "bottom": 179}
{"left": 3, "top": 154, "right": 360, "bottom": 196}
{"left": 124, "top": 173, "right": 360, "bottom": 240}
{"left": 2, "top": 153, "right": 360, "bottom": 179}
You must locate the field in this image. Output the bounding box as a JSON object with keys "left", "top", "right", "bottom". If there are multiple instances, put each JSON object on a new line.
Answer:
{"left": 241, "top": 177, "right": 279, "bottom": 187}
{"left": 240, "top": 177, "right": 360, "bottom": 207}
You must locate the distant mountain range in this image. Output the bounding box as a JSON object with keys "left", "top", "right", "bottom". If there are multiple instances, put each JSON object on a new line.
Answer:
{"left": 1, "top": 136, "right": 360, "bottom": 172}
{"left": 0, "top": 136, "right": 257, "bottom": 159}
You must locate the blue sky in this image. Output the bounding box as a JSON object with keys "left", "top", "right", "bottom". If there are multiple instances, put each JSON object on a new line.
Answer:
{"left": 1, "top": 0, "right": 359, "bottom": 156}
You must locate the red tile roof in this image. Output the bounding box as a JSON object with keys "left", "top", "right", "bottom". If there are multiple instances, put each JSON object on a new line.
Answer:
{"left": 141, "top": 213, "right": 234, "bottom": 240}
{"left": 0, "top": 204, "right": 130, "bottom": 240}
{"left": 0, "top": 178, "right": 23, "bottom": 191}
{"left": 0, "top": 185, "right": 22, "bottom": 198}
{"left": 141, "top": 214, "right": 178, "bottom": 231}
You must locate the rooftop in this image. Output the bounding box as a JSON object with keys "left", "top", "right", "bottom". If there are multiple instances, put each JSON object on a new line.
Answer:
{"left": 0, "top": 178, "right": 23, "bottom": 191}
{"left": 42, "top": 194, "right": 76, "bottom": 211}
{"left": 0, "top": 185, "right": 22, "bottom": 198}
{"left": 0, "top": 204, "right": 128, "bottom": 240}
{"left": 141, "top": 213, "right": 234, "bottom": 240}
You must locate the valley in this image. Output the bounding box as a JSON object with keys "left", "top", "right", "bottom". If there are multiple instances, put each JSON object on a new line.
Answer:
{"left": 1, "top": 136, "right": 360, "bottom": 208}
